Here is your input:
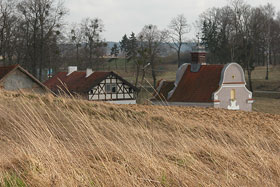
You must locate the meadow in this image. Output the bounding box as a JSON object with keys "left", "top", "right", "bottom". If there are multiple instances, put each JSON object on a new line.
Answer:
{"left": 0, "top": 91, "right": 280, "bottom": 186}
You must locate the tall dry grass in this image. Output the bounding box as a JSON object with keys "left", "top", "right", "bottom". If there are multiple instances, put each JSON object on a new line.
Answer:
{"left": 0, "top": 91, "right": 279, "bottom": 186}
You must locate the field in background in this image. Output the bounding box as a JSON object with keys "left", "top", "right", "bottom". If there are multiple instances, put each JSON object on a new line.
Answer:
{"left": 0, "top": 91, "right": 280, "bottom": 186}
{"left": 105, "top": 59, "right": 280, "bottom": 114}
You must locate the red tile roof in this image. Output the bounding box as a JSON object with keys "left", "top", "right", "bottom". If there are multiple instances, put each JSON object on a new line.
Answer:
{"left": 169, "top": 65, "right": 224, "bottom": 103}
{"left": 44, "top": 71, "right": 111, "bottom": 94}
{"left": 152, "top": 80, "right": 174, "bottom": 101}
{"left": 0, "top": 64, "right": 19, "bottom": 80}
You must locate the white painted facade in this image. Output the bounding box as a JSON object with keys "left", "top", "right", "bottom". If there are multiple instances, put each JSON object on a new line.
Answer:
{"left": 107, "top": 100, "right": 136, "bottom": 104}
{"left": 87, "top": 75, "right": 136, "bottom": 104}
{"left": 213, "top": 63, "right": 253, "bottom": 111}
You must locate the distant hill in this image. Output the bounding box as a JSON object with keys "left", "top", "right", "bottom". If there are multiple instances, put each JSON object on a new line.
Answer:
{"left": 106, "top": 41, "right": 196, "bottom": 56}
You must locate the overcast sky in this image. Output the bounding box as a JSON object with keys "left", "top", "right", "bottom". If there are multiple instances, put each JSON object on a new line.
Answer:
{"left": 64, "top": 0, "right": 280, "bottom": 42}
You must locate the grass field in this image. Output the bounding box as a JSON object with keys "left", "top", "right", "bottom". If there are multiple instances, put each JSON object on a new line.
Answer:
{"left": 0, "top": 91, "right": 280, "bottom": 186}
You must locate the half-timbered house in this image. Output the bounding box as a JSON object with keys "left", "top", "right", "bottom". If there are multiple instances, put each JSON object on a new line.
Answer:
{"left": 44, "top": 67, "right": 138, "bottom": 104}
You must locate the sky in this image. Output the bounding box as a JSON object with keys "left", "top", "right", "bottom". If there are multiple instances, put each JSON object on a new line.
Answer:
{"left": 64, "top": 0, "right": 280, "bottom": 42}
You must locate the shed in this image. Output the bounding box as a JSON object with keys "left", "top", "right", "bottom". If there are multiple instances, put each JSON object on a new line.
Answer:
{"left": 0, "top": 64, "right": 49, "bottom": 93}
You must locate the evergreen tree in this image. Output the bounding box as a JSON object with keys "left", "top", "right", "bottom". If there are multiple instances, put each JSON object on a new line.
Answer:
{"left": 110, "top": 43, "right": 119, "bottom": 69}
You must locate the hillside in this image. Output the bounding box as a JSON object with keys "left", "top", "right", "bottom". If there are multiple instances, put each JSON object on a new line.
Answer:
{"left": 0, "top": 91, "right": 280, "bottom": 186}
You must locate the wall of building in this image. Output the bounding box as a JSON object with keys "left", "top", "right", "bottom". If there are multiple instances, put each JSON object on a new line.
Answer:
{"left": 107, "top": 100, "right": 136, "bottom": 104}
{"left": 214, "top": 85, "right": 252, "bottom": 111}
{"left": 88, "top": 77, "right": 135, "bottom": 101}
{"left": 215, "top": 63, "right": 253, "bottom": 111}
{"left": 222, "top": 63, "right": 245, "bottom": 83}
{"left": 1, "top": 69, "right": 46, "bottom": 93}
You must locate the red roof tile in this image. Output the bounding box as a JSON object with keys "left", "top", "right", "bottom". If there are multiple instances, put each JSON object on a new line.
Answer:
{"left": 0, "top": 65, "right": 18, "bottom": 80}
{"left": 169, "top": 64, "right": 224, "bottom": 103}
{"left": 153, "top": 80, "right": 174, "bottom": 101}
{"left": 44, "top": 71, "right": 111, "bottom": 94}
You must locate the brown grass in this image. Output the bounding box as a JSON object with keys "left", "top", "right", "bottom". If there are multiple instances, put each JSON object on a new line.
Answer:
{"left": 0, "top": 91, "right": 280, "bottom": 186}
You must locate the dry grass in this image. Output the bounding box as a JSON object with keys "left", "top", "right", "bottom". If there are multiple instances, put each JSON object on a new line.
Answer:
{"left": 0, "top": 91, "right": 280, "bottom": 186}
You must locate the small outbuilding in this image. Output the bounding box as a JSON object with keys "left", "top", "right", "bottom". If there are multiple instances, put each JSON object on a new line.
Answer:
{"left": 44, "top": 66, "right": 139, "bottom": 104}
{"left": 0, "top": 64, "right": 49, "bottom": 93}
{"left": 151, "top": 47, "right": 254, "bottom": 111}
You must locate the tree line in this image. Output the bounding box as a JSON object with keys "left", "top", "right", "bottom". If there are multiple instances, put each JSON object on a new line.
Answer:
{"left": 199, "top": 0, "right": 280, "bottom": 91}
{"left": 0, "top": 0, "right": 279, "bottom": 90}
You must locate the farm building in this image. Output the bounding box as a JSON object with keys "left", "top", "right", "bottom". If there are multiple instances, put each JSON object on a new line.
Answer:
{"left": 44, "top": 66, "right": 139, "bottom": 104}
{"left": 0, "top": 64, "right": 49, "bottom": 93}
{"left": 151, "top": 47, "right": 254, "bottom": 111}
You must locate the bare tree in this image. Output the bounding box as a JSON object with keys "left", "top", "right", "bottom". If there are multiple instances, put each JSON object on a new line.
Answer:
{"left": 138, "top": 25, "right": 168, "bottom": 88}
{"left": 69, "top": 23, "right": 83, "bottom": 64}
{"left": 0, "top": 0, "right": 18, "bottom": 65}
{"left": 260, "top": 3, "right": 275, "bottom": 80}
{"left": 81, "top": 17, "right": 106, "bottom": 69}
{"left": 168, "top": 14, "right": 190, "bottom": 67}
{"left": 17, "top": 0, "right": 66, "bottom": 80}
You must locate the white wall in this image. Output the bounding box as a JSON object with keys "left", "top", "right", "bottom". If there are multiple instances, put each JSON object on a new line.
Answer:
{"left": 107, "top": 100, "right": 136, "bottom": 104}
{"left": 88, "top": 77, "right": 135, "bottom": 102}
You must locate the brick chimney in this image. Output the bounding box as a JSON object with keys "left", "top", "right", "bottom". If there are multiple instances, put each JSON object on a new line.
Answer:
{"left": 191, "top": 46, "right": 207, "bottom": 65}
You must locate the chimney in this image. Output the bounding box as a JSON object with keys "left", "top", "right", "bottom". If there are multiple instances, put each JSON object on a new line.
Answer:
{"left": 86, "top": 68, "right": 93, "bottom": 78}
{"left": 191, "top": 45, "right": 207, "bottom": 65}
{"left": 67, "top": 66, "right": 77, "bottom": 76}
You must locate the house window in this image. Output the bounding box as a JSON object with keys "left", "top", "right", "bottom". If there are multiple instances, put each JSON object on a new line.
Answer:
{"left": 105, "top": 84, "right": 111, "bottom": 93}
{"left": 231, "top": 89, "right": 236, "bottom": 100}
{"left": 112, "top": 84, "right": 116, "bottom": 93}
{"left": 105, "top": 83, "right": 117, "bottom": 93}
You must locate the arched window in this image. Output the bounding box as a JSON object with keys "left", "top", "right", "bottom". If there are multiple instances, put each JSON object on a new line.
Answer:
{"left": 231, "top": 89, "right": 236, "bottom": 100}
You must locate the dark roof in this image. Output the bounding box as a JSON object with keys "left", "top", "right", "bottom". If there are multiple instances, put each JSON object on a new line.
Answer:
{"left": 0, "top": 64, "right": 19, "bottom": 80}
{"left": 0, "top": 64, "right": 49, "bottom": 91}
{"left": 169, "top": 64, "right": 224, "bottom": 103}
{"left": 152, "top": 80, "right": 174, "bottom": 101}
{"left": 44, "top": 71, "right": 139, "bottom": 94}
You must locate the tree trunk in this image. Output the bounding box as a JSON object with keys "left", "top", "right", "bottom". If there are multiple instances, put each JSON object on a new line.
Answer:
{"left": 151, "top": 60, "right": 156, "bottom": 88}
{"left": 135, "top": 62, "right": 140, "bottom": 87}
{"left": 265, "top": 51, "right": 269, "bottom": 80}
{"left": 76, "top": 45, "right": 79, "bottom": 64}
{"left": 247, "top": 65, "right": 253, "bottom": 92}
{"left": 32, "top": 28, "right": 37, "bottom": 77}
{"left": 89, "top": 43, "right": 93, "bottom": 68}
{"left": 177, "top": 49, "right": 181, "bottom": 68}
{"left": 140, "top": 66, "right": 146, "bottom": 90}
